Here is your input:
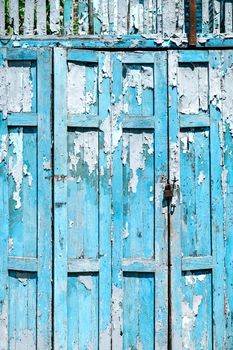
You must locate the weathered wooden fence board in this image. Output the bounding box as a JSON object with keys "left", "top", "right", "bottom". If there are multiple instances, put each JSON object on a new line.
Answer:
{"left": 0, "top": 0, "right": 232, "bottom": 37}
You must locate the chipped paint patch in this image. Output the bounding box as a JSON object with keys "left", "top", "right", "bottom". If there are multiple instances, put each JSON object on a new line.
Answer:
{"left": 23, "top": 164, "right": 33, "bottom": 187}
{"left": 9, "top": 329, "right": 36, "bottom": 350}
{"left": 136, "top": 336, "right": 143, "bottom": 350}
{"left": 0, "top": 298, "right": 8, "bottom": 350}
{"left": 123, "top": 65, "right": 153, "bottom": 106}
{"left": 112, "top": 285, "right": 123, "bottom": 346}
{"left": 9, "top": 130, "right": 24, "bottom": 209}
{"left": 8, "top": 238, "right": 14, "bottom": 254}
{"left": 79, "top": 275, "right": 93, "bottom": 291}
{"left": 185, "top": 272, "right": 206, "bottom": 286}
{"left": 178, "top": 64, "right": 208, "bottom": 114}
{"left": 182, "top": 295, "right": 203, "bottom": 350}
{"left": 0, "top": 134, "right": 8, "bottom": 163}
{"left": 43, "top": 158, "right": 51, "bottom": 170}
{"left": 100, "top": 324, "right": 111, "bottom": 349}
{"left": 0, "top": 65, "right": 33, "bottom": 115}
{"left": 122, "top": 222, "right": 129, "bottom": 239}
{"left": 198, "top": 171, "right": 206, "bottom": 185}
{"left": 123, "top": 132, "right": 153, "bottom": 193}
{"left": 69, "top": 131, "right": 98, "bottom": 176}
{"left": 67, "top": 63, "right": 97, "bottom": 114}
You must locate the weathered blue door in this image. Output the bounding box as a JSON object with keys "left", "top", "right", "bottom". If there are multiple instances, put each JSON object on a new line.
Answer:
{"left": 169, "top": 50, "right": 228, "bottom": 349}
{"left": 1, "top": 47, "right": 232, "bottom": 349}
{"left": 53, "top": 49, "right": 168, "bottom": 349}
{"left": 0, "top": 48, "right": 52, "bottom": 349}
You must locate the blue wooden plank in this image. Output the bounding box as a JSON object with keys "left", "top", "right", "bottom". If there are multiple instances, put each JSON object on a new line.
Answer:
{"left": 64, "top": 0, "right": 73, "bottom": 35}
{"left": 2, "top": 36, "right": 233, "bottom": 50}
{"left": 168, "top": 51, "right": 183, "bottom": 349}
{"left": 8, "top": 257, "right": 38, "bottom": 271}
{"left": 182, "top": 256, "right": 213, "bottom": 271}
{"left": 153, "top": 51, "right": 168, "bottom": 349}
{"left": 209, "top": 50, "right": 225, "bottom": 349}
{"left": 111, "top": 52, "right": 124, "bottom": 350}
{"left": 223, "top": 51, "right": 233, "bottom": 348}
{"left": 179, "top": 50, "right": 209, "bottom": 63}
{"left": 0, "top": 48, "right": 8, "bottom": 350}
{"left": 6, "top": 49, "right": 38, "bottom": 60}
{"left": 37, "top": 48, "right": 52, "bottom": 349}
{"left": 180, "top": 113, "right": 210, "bottom": 128}
{"left": 7, "top": 113, "right": 38, "bottom": 126}
{"left": 98, "top": 52, "right": 112, "bottom": 349}
{"left": 54, "top": 48, "right": 68, "bottom": 350}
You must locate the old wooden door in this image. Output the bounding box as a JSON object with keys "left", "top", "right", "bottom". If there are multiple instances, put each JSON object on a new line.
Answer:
{"left": 0, "top": 48, "right": 52, "bottom": 349}
{"left": 169, "top": 50, "right": 226, "bottom": 350}
{"left": 53, "top": 49, "right": 168, "bottom": 349}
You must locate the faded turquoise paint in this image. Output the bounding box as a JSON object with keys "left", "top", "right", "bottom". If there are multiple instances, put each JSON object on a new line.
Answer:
{"left": 169, "top": 50, "right": 229, "bottom": 349}
{"left": 1, "top": 45, "right": 233, "bottom": 350}
{"left": 0, "top": 48, "right": 52, "bottom": 349}
{"left": 53, "top": 50, "right": 168, "bottom": 349}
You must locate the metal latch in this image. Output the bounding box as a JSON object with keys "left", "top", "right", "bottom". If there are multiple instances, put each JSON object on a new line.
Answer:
{"left": 164, "top": 177, "right": 177, "bottom": 200}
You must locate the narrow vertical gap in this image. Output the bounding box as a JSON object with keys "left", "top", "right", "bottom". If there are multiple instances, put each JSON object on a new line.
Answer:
{"left": 46, "top": 0, "right": 50, "bottom": 34}
{"left": 127, "top": 0, "right": 130, "bottom": 34}
{"left": 88, "top": 0, "right": 94, "bottom": 34}
{"left": 5, "top": 0, "right": 11, "bottom": 35}
{"left": 19, "top": 0, "right": 25, "bottom": 35}
{"left": 220, "top": 0, "right": 225, "bottom": 33}
{"left": 60, "top": 0, "right": 64, "bottom": 35}
{"left": 73, "top": 0, "right": 78, "bottom": 34}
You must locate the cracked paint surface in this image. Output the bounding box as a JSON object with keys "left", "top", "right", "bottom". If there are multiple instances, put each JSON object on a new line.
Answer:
{"left": 8, "top": 130, "right": 33, "bottom": 209}
{"left": 0, "top": 65, "right": 33, "bottom": 115}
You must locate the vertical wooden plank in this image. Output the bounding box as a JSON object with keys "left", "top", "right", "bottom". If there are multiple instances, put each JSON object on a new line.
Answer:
{"left": 202, "top": 0, "right": 209, "bottom": 34}
{"left": 213, "top": 0, "right": 221, "bottom": 33}
{"left": 156, "top": 0, "right": 162, "bottom": 34}
{"left": 162, "top": 0, "right": 177, "bottom": 36}
{"left": 50, "top": 0, "right": 60, "bottom": 33}
{"left": 9, "top": 0, "right": 19, "bottom": 34}
{"left": 225, "top": 2, "right": 233, "bottom": 33}
{"left": 154, "top": 51, "right": 168, "bottom": 349}
{"left": 222, "top": 50, "right": 233, "bottom": 348}
{"left": 54, "top": 48, "right": 67, "bottom": 350}
{"left": 78, "top": 0, "right": 89, "bottom": 35}
{"left": 111, "top": 52, "right": 123, "bottom": 350}
{"left": 0, "top": 0, "right": 5, "bottom": 34}
{"left": 0, "top": 49, "right": 8, "bottom": 350}
{"left": 24, "top": 0, "right": 35, "bottom": 35}
{"left": 98, "top": 52, "right": 112, "bottom": 349}
{"left": 36, "top": 0, "right": 46, "bottom": 35}
{"left": 177, "top": 0, "right": 185, "bottom": 34}
{"left": 64, "top": 0, "right": 73, "bottom": 34}
{"left": 37, "top": 48, "right": 52, "bottom": 349}
{"left": 209, "top": 50, "right": 225, "bottom": 349}
{"left": 168, "top": 50, "right": 183, "bottom": 349}
{"left": 101, "top": 0, "right": 109, "bottom": 34}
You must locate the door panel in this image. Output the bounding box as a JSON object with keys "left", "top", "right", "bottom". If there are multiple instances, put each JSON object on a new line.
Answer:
{"left": 0, "top": 49, "right": 52, "bottom": 349}
{"left": 54, "top": 49, "right": 112, "bottom": 350}
{"left": 169, "top": 50, "right": 225, "bottom": 349}
{"left": 54, "top": 50, "right": 168, "bottom": 350}
{"left": 111, "top": 52, "right": 168, "bottom": 350}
